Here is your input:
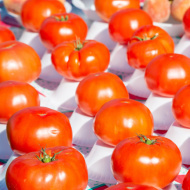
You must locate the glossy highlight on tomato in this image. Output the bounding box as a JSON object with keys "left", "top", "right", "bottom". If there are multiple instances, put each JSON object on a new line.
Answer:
{"left": 0, "top": 81, "right": 40, "bottom": 123}
{"left": 95, "top": 0, "right": 140, "bottom": 22}
{"left": 7, "top": 106, "right": 72, "bottom": 155}
{"left": 108, "top": 8, "right": 153, "bottom": 44}
{"left": 21, "top": 0, "right": 66, "bottom": 32}
{"left": 0, "top": 26, "right": 16, "bottom": 43}
{"left": 145, "top": 53, "right": 190, "bottom": 97}
{"left": 6, "top": 146, "right": 88, "bottom": 190}
{"left": 94, "top": 98, "right": 154, "bottom": 146}
{"left": 39, "top": 13, "right": 88, "bottom": 51}
{"left": 75, "top": 72, "right": 129, "bottom": 116}
{"left": 127, "top": 25, "right": 174, "bottom": 69}
{"left": 51, "top": 40, "right": 110, "bottom": 81}
{"left": 0, "top": 41, "right": 41, "bottom": 83}
{"left": 111, "top": 135, "right": 182, "bottom": 189}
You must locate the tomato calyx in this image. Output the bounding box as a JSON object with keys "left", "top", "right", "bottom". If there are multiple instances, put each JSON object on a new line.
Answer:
{"left": 74, "top": 39, "right": 84, "bottom": 51}
{"left": 54, "top": 15, "right": 69, "bottom": 22}
{"left": 133, "top": 34, "right": 159, "bottom": 41}
{"left": 36, "top": 148, "right": 62, "bottom": 163}
{"left": 138, "top": 134, "right": 157, "bottom": 145}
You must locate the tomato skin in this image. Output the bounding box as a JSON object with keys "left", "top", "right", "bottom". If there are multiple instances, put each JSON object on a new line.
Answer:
{"left": 106, "top": 183, "right": 158, "bottom": 190}
{"left": 108, "top": 9, "right": 153, "bottom": 44}
{"left": 51, "top": 40, "right": 110, "bottom": 81}
{"left": 111, "top": 136, "right": 182, "bottom": 189}
{"left": 94, "top": 98, "right": 154, "bottom": 146}
{"left": 39, "top": 13, "right": 88, "bottom": 51}
{"left": 21, "top": 0, "right": 66, "bottom": 32}
{"left": 183, "top": 7, "right": 190, "bottom": 38}
{"left": 0, "top": 81, "right": 40, "bottom": 123}
{"left": 127, "top": 25, "right": 174, "bottom": 69}
{"left": 172, "top": 85, "right": 190, "bottom": 128}
{"left": 0, "top": 26, "right": 16, "bottom": 43}
{"left": 75, "top": 72, "right": 129, "bottom": 117}
{"left": 95, "top": 0, "right": 140, "bottom": 22}
{"left": 7, "top": 106, "right": 72, "bottom": 155}
{"left": 145, "top": 53, "right": 190, "bottom": 97}
{"left": 0, "top": 41, "right": 41, "bottom": 83}
{"left": 182, "top": 170, "right": 190, "bottom": 190}
{"left": 6, "top": 146, "right": 88, "bottom": 190}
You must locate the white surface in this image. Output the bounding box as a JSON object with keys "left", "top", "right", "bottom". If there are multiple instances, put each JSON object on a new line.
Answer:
{"left": 69, "top": 107, "right": 97, "bottom": 147}
{"left": 85, "top": 140, "right": 116, "bottom": 184}
{"left": 165, "top": 121, "right": 190, "bottom": 165}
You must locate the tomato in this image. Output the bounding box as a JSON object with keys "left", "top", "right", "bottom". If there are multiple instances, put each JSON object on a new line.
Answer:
{"left": 39, "top": 13, "right": 88, "bottom": 51}
{"left": 182, "top": 169, "right": 190, "bottom": 190}
{"left": 106, "top": 183, "right": 157, "bottom": 190}
{"left": 7, "top": 106, "right": 72, "bottom": 155}
{"left": 0, "top": 26, "right": 16, "bottom": 43}
{"left": 145, "top": 53, "right": 190, "bottom": 97}
{"left": 172, "top": 85, "right": 190, "bottom": 128}
{"left": 21, "top": 0, "right": 66, "bottom": 32}
{"left": 75, "top": 72, "right": 129, "bottom": 117}
{"left": 0, "top": 41, "right": 41, "bottom": 83}
{"left": 183, "top": 7, "right": 190, "bottom": 38}
{"left": 51, "top": 40, "right": 110, "bottom": 81}
{"left": 94, "top": 98, "right": 153, "bottom": 146}
{"left": 0, "top": 81, "right": 40, "bottom": 123}
{"left": 127, "top": 25, "right": 174, "bottom": 69}
{"left": 108, "top": 9, "right": 153, "bottom": 44}
{"left": 95, "top": 0, "right": 140, "bottom": 22}
{"left": 111, "top": 135, "right": 182, "bottom": 189}
{"left": 6, "top": 146, "right": 88, "bottom": 190}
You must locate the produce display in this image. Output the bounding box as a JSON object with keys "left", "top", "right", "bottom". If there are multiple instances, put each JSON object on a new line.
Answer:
{"left": 0, "top": 0, "right": 190, "bottom": 189}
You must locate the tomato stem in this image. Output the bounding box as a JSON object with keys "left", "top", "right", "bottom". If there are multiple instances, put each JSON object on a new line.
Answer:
{"left": 36, "top": 148, "right": 62, "bottom": 163}
{"left": 74, "top": 39, "right": 83, "bottom": 51}
{"left": 54, "top": 15, "right": 69, "bottom": 22}
{"left": 137, "top": 134, "right": 157, "bottom": 145}
{"left": 133, "top": 33, "right": 159, "bottom": 41}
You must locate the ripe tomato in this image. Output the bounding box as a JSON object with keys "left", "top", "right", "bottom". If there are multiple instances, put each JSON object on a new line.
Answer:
{"left": 106, "top": 183, "right": 157, "bottom": 190}
{"left": 7, "top": 106, "right": 72, "bottom": 155}
{"left": 6, "top": 146, "right": 88, "bottom": 190}
{"left": 183, "top": 7, "right": 190, "bottom": 38}
{"left": 95, "top": 0, "right": 140, "bottom": 22}
{"left": 0, "top": 26, "right": 16, "bottom": 43}
{"left": 75, "top": 72, "right": 129, "bottom": 117}
{"left": 127, "top": 25, "right": 174, "bottom": 69}
{"left": 21, "top": 0, "right": 66, "bottom": 32}
{"left": 182, "top": 170, "right": 190, "bottom": 190}
{"left": 172, "top": 85, "right": 190, "bottom": 128}
{"left": 94, "top": 98, "right": 153, "bottom": 146}
{"left": 111, "top": 135, "right": 182, "bottom": 189}
{"left": 39, "top": 13, "right": 88, "bottom": 51}
{"left": 0, "top": 41, "right": 41, "bottom": 83}
{"left": 108, "top": 9, "right": 153, "bottom": 44}
{"left": 51, "top": 40, "right": 110, "bottom": 81}
{"left": 145, "top": 53, "right": 190, "bottom": 97}
{"left": 0, "top": 81, "right": 40, "bottom": 123}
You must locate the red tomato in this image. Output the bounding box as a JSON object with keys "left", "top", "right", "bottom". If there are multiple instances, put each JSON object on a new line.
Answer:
{"left": 75, "top": 72, "right": 129, "bottom": 117}
{"left": 172, "top": 85, "right": 190, "bottom": 128}
{"left": 145, "top": 53, "right": 190, "bottom": 97}
{"left": 0, "top": 26, "right": 16, "bottom": 43}
{"left": 94, "top": 98, "right": 153, "bottom": 146}
{"left": 183, "top": 7, "right": 190, "bottom": 38}
{"left": 6, "top": 146, "right": 88, "bottom": 190}
{"left": 39, "top": 13, "right": 88, "bottom": 51}
{"left": 0, "top": 41, "right": 41, "bottom": 83}
{"left": 51, "top": 40, "right": 110, "bottom": 81}
{"left": 111, "top": 135, "right": 182, "bottom": 189}
{"left": 21, "top": 0, "right": 66, "bottom": 32}
{"left": 7, "top": 106, "right": 72, "bottom": 155}
{"left": 127, "top": 25, "right": 174, "bottom": 69}
{"left": 108, "top": 9, "right": 153, "bottom": 44}
{"left": 95, "top": 0, "right": 140, "bottom": 22}
{"left": 106, "top": 183, "right": 157, "bottom": 190}
{"left": 182, "top": 170, "right": 190, "bottom": 190}
{"left": 0, "top": 81, "right": 40, "bottom": 123}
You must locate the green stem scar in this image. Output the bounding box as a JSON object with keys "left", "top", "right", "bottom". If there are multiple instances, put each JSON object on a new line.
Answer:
{"left": 137, "top": 134, "right": 158, "bottom": 145}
